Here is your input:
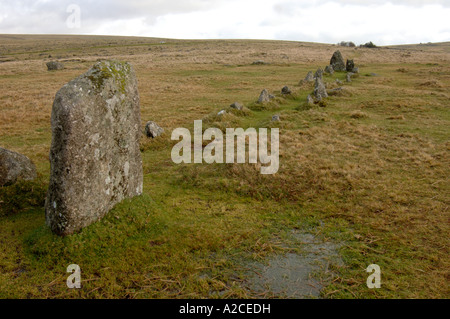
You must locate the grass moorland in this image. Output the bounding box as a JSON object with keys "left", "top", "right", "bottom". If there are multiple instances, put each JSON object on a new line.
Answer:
{"left": 0, "top": 35, "right": 449, "bottom": 298}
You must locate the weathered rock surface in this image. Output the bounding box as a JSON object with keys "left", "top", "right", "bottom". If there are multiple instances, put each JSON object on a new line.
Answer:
{"left": 0, "top": 148, "right": 37, "bottom": 186}
{"left": 230, "top": 102, "right": 244, "bottom": 110}
{"left": 313, "top": 77, "right": 328, "bottom": 100}
{"left": 304, "top": 71, "right": 314, "bottom": 82}
{"left": 330, "top": 50, "right": 346, "bottom": 71}
{"left": 46, "top": 61, "right": 64, "bottom": 71}
{"left": 314, "top": 68, "right": 324, "bottom": 80}
{"left": 145, "top": 121, "right": 164, "bottom": 138}
{"left": 45, "top": 60, "right": 143, "bottom": 236}
{"left": 257, "top": 89, "right": 274, "bottom": 103}
{"left": 271, "top": 115, "right": 280, "bottom": 122}
{"left": 306, "top": 94, "right": 314, "bottom": 105}
{"left": 324, "top": 65, "right": 334, "bottom": 74}
{"left": 346, "top": 72, "right": 353, "bottom": 82}
{"left": 281, "top": 86, "right": 292, "bottom": 95}
{"left": 346, "top": 59, "right": 355, "bottom": 72}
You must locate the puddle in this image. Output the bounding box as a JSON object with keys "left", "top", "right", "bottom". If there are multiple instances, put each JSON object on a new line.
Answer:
{"left": 246, "top": 231, "right": 343, "bottom": 298}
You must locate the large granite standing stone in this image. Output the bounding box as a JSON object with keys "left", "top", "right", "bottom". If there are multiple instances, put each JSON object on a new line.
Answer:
{"left": 330, "top": 50, "right": 346, "bottom": 71}
{"left": 0, "top": 147, "right": 37, "bottom": 186}
{"left": 45, "top": 60, "right": 143, "bottom": 236}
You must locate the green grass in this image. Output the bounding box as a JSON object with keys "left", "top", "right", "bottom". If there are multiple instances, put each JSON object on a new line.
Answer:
{"left": 0, "top": 37, "right": 449, "bottom": 299}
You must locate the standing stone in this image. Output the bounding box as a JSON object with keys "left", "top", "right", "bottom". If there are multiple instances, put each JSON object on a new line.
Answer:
{"left": 230, "top": 102, "right": 244, "bottom": 110}
{"left": 346, "top": 59, "right": 355, "bottom": 72}
{"left": 304, "top": 71, "right": 314, "bottom": 82}
{"left": 0, "top": 148, "right": 37, "bottom": 186}
{"left": 313, "top": 77, "right": 328, "bottom": 100}
{"left": 314, "top": 68, "right": 324, "bottom": 80}
{"left": 45, "top": 60, "right": 143, "bottom": 236}
{"left": 306, "top": 95, "right": 314, "bottom": 105}
{"left": 258, "top": 89, "right": 274, "bottom": 103}
{"left": 46, "top": 61, "right": 64, "bottom": 71}
{"left": 281, "top": 86, "right": 292, "bottom": 95}
{"left": 346, "top": 72, "right": 353, "bottom": 82}
{"left": 330, "top": 50, "right": 346, "bottom": 71}
{"left": 324, "top": 65, "right": 334, "bottom": 75}
{"left": 145, "top": 121, "right": 164, "bottom": 138}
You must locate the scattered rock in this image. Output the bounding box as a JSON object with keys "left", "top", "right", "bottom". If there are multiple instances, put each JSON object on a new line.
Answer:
{"left": 281, "top": 86, "right": 292, "bottom": 95}
{"left": 304, "top": 71, "right": 314, "bottom": 82}
{"left": 0, "top": 148, "right": 37, "bottom": 186}
{"left": 330, "top": 50, "right": 346, "bottom": 71}
{"left": 336, "top": 79, "right": 343, "bottom": 85}
{"left": 346, "top": 59, "right": 355, "bottom": 72}
{"left": 306, "top": 95, "right": 314, "bottom": 105}
{"left": 313, "top": 77, "right": 328, "bottom": 100}
{"left": 314, "top": 68, "right": 324, "bottom": 80}
{"left": 45, "top": 60, "right": 143, "bottom": 236}
{"left": 218, "top": 110, "right": 226, "bottom": 116}
{"left": 46, "top": 61, "right": 64, "bottom": 71}
{"left": 346, "top": 72, "right": 353, "bottom": 82}
{"left": 324, "top": 65, "right": 334, "bottom": 74}
{"left": 258, "top": 89, "right": 274, "bottom": 103}
{"left": 271, "top": 115, "right": 280, "bottom": 122}
{"left": 252, "top": 60, "right": 268, "bottom": 65}
{"left": 145, "top": 121, "right": 164, "bottom": 138}
{"left": 230, "top": 102, "right": 244, "bottom": 110}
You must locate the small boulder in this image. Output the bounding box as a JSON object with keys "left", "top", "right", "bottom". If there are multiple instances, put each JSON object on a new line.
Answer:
{"left": 0, "top": 147, "right": 37, "bottom": 186}
{"left": 271, "top": 115, "right": 280, "bottom": 122}
{"left": 306, "top": 95, "right": 314, "bottom": 105}
{"left": 324, "top": 65, "right": 334, "bottom": 75}
{"left": 252, "top": 60, "right": 268, "bottom": 65}
{"left": 330, "top": 50, "right": 346, "bottom": 71}
{"left": 346, "top": 72, "right": 353, "bottom": 82}
{"left": 304, "top": 71, "right": 314, "bottom": 82}
{"left": 258, "top": 89, "right": 274, "bottom": 103}
{"left": 230, "top": 102, "right": 244, "bottom": 110}
{"left": 46, "top": 61, "right": 64, "bottom": 71}
{"left": 145, "top": 121, "right": 164, "bottom": 138}
{"left": 217, "top": 110, "right": 226, "bottom": 116}
{"left": 336, "top": 79, "right": 343, "bottom": 85}
{"left": 281, "top": 86, "right": 292, "bottom": 95}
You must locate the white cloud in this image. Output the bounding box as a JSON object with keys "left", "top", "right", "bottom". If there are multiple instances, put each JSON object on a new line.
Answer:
{"left": 0, "top": 0, "right": 449, "bottom": 45}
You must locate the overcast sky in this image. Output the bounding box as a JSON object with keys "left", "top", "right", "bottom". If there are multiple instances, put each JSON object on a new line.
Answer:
{"left": 0, "top": 0, "right": 449, "bottom": 45}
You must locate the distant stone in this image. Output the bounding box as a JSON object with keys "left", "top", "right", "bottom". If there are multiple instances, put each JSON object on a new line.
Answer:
{"left": 45, "top": 60, "right": 143, "bottom": 236}
{"left": 304, "top": 71, "right": 314, "bottom": 82}
{"left": 145, "top": 121, "right": 164, "bottom": 138}
{"left": 218, "top": 110, "right": 226, "bottom": 116}
{"left": 336, "top": 79, "right": 343, "bottom": 85}
{"left": 314, "top": 77, "right": 328, "bottom": 100}
{"left": 281, "top": 86, "right": 292, "bottom": 95}
{"left": 346, "top": 59, "right": 355, "bottom": 72}
{"left": 324, "top": 65, "right": 334, "bottom": 74}
{"left": 0, "top": 148, "right": 37, "bottom": 186}
{"left": 346, "top": 72, "right": 353, "bottom": 82}
{"left": 252, "top": 60, "right": 268, "bottom": 65}
{"left": 271, "top": 115, "right": 280, "bottom": 122}
{"left": 306, "top": 94, "right": 314, "bottom": 105}
{"left": 352, "top": 67, "right": 359, "bottom": 73}
{"left": 230, "top": 102, "right": 244, "bottom": 110}
{"left": 314, "top": 68, "right": 324, "bottom": 80}
{"left": 258, "top": 89, "right": 274, "bottom": 103}
{"left": 46, "top": 61, "right": 64, "bottom": 71}
{"left": 330, "top": 50, "right": 346, "bottom": 71}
